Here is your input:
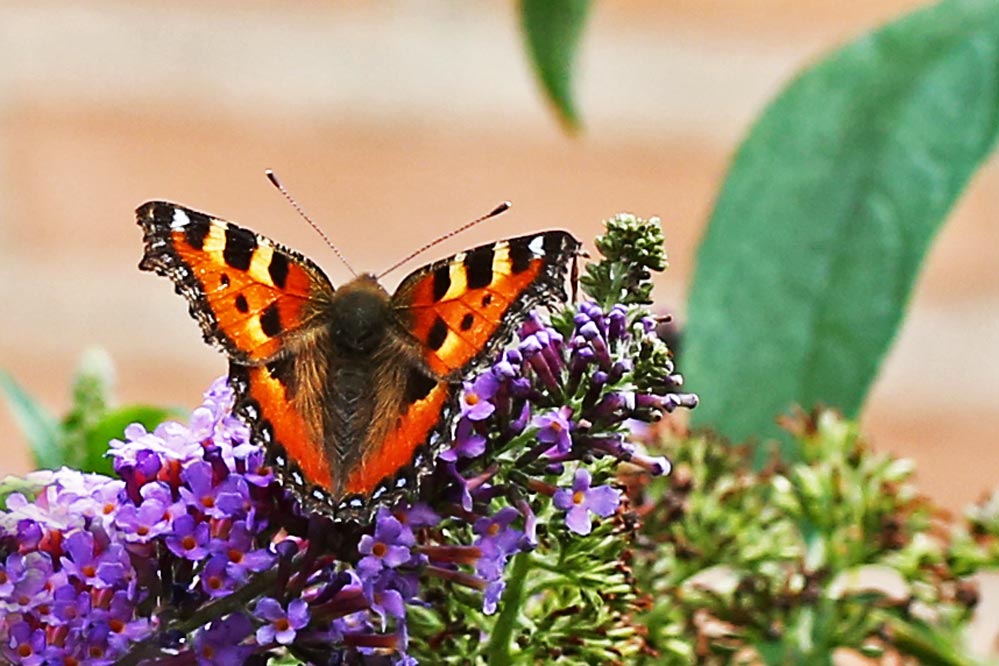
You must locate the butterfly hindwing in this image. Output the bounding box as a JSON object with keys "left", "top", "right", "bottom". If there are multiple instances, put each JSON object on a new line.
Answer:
{"left": 392, "top": 231, "right": 582, "bottom": 377}
{"left": 342, "top": 368, "right": 450, "bottom": 499}
{"left": 137, "top": 201, "right": 334, "bottom": 364}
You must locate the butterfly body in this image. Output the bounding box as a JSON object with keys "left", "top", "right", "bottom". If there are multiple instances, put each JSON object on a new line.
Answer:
{"left": 137, "top": 201, "right": 580, "bottom": 518}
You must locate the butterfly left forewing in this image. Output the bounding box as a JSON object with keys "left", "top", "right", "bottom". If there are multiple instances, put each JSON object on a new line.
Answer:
{"left": 137, "top": 201, "right": 334, "bottom": 364}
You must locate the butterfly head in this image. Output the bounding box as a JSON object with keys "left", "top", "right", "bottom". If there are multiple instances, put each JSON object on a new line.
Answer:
{"left": 328, "top": 274, "right": 393, "bottom": 354}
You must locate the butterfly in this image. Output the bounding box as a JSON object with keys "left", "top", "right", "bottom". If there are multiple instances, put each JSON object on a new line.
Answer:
{"left": 137, "top": 201, "right": 581, "bottom": 519}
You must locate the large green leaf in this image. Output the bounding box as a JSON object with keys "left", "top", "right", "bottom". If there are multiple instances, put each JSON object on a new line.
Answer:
{"left": 520, "top": 0, "right": 591, "bottom": 131}
{"left": 685, "top": 0, "right": 999, "bottom": 453}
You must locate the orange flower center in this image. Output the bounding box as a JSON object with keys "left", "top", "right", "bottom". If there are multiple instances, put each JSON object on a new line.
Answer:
{"left": 572, "top": 490, "right": 585, "bottom": 505}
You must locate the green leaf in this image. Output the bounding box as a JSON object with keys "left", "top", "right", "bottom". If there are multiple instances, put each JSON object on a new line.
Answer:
{"left": 60, "top": 347, "right": 114, "bottom": 468}
{"left": 0, "top": 474, "right": 49, "bottom": 508}
{"left": 81, "top": 405, "right": 178, "bottom": 475}
{"left": 520, "top": 0, "right": 591, "bottom": 132}
{"left": 685, "top": 0, "right": 999, "bottom": 455}
{"left": 0, "top": 369, "right": 62, "bottom": 469}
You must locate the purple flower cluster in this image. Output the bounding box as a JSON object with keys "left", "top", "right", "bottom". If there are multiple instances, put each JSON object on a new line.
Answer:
{"left": 0, "top": 379, "right": 283, "bottom": 664}
{"left": 428, "top": 300, "right": 696, "bottom": 608}
{"left": 0, "top": 380, "right": 423, "bottom": 664}
{"left": 0, "top": 300, "right": 696, "bottom": 665}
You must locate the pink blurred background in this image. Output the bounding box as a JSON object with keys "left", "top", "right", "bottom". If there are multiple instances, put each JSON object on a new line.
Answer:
{"left": 0, "top": 2, "right": 996, "bottom": 523}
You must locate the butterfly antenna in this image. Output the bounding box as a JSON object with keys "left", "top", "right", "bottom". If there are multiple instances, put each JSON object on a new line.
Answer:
{"left": 265, "top": 170, "right": 357, "bottom": 277}
{"left": 376, "top": 201, "right": 511, "bottom": 279}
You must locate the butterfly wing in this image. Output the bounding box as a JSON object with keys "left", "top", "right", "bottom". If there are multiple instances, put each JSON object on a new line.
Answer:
{"left": 137, "top": 201, "right": 334, "bottom": 363}
{"left": 137, "top": 201, "right": 336, "bottom": 501}
{"left": 392, "top": 231, "right": 582, "bottom": 377}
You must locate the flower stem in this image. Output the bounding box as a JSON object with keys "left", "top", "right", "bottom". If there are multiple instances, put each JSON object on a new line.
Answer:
{"left": 485, "top": 552, "right": 531, "bottom": 666}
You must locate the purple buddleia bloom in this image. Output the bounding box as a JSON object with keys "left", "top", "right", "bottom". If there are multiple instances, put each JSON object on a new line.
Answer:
{"left": 3, "top": 621, "right": 45, "bottom": 666}
{"left": 0, "top": 552, "right": 48, "bottom": 599}
{"left": 536, "top": 406, "right": 573, "bottom": 454}
{"left": 94, "top": 589, "right": 151, "bottom": 651}
{"left": 81, "top": 622, "right": 115, "bottom": 664}
{"left": 439, "top": 418, "right": 486, "bottom": 462}
{"left": 113, "top": 494, "right": 174, "bottom": 543}
{"left": 194, "top": 612, "right": 254, "bottom": 666}
{"left": 553, "top": 468, "right": 621, "bottom": 536}
{"left": 61, "top": 530, "right": 129, "bottom": 588}
{"left": 472, "top": 507, "right": 527, "bottom": 614}
{"left": 179, "top": 461, "right": 227, "bottom": 518}
{"left": 52, "top": 582, "right": 91, "bottom": 623}
{"left": 515, "top": 499, "right": 538, "bottom": 548}
{"left": 482, "top": 578, "right": 507, "bottom": 616}
{"left": 3, "top": 553, "right": 50, "bottom": 613}
{"left": 445, "top": 462, "right": 475, "bottom": 512}
{"left": 213, "top": 475, "right": 254, "bottom": 517}
{"left": 459, "top": 373, "right": 499, "bottom": 421}
{"left": 363, "top": 573, "right": 409, "bottom": 629}
{"left": 166, "top": 514, "right": 211, "bottom": 560}
{"left": 210, "top": 520, "right": 275, "bottom": 580}
{"left": 357, "top": 509, "right": 416, "bottom": 578}
{"left": 395, "top": 502, "right": 441, "bottom": 529}
{"left": 254, "top": 597, "right": 309, "bottom": 646}
{"left": 201, "top": 554, "right": 239, "bottom": 598}
{"left": 67, "top": 477, "right": 125, "bottom": 528}
{"left": 474, "top": 507, "right": 524, "bottom": 556}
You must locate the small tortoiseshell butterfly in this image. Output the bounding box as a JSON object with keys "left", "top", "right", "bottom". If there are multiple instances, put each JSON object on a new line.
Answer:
{"left": 137, "top": 201, "right": 580, "bottom": 519}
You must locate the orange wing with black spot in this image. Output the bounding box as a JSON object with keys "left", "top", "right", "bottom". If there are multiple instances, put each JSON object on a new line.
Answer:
{"left": 138, "top": 201, "right": 334, "bottom": 506}
{"left": 136, "top": 201, "right": 333, "bottom": 364}
{"left": 137, "top": 201, "right": 333, "bottom": 363}
{"left": 392, "top": 231, "right": 582, "bottom": 377}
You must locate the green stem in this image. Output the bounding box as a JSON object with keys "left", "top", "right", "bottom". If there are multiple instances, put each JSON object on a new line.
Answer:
{"left": 485, "top": 552, "right": 532, "bottom": 666}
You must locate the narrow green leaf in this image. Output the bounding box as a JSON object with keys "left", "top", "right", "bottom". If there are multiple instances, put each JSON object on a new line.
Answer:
{"left": 0, "top": 370, "right": 62, "bottom": 469}
{"left": 82, "top": 405, "right": 178, "bottom": 476}
{"left": 685, "top": 0, "right": 999, "bottom": 454}
{"left": 520, "top": 0, "right": 591, "bottom": 132}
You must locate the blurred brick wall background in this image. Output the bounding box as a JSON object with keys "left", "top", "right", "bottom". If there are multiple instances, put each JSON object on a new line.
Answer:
{"left": 0, "top": 0, "right": 996, "bottom": 523}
